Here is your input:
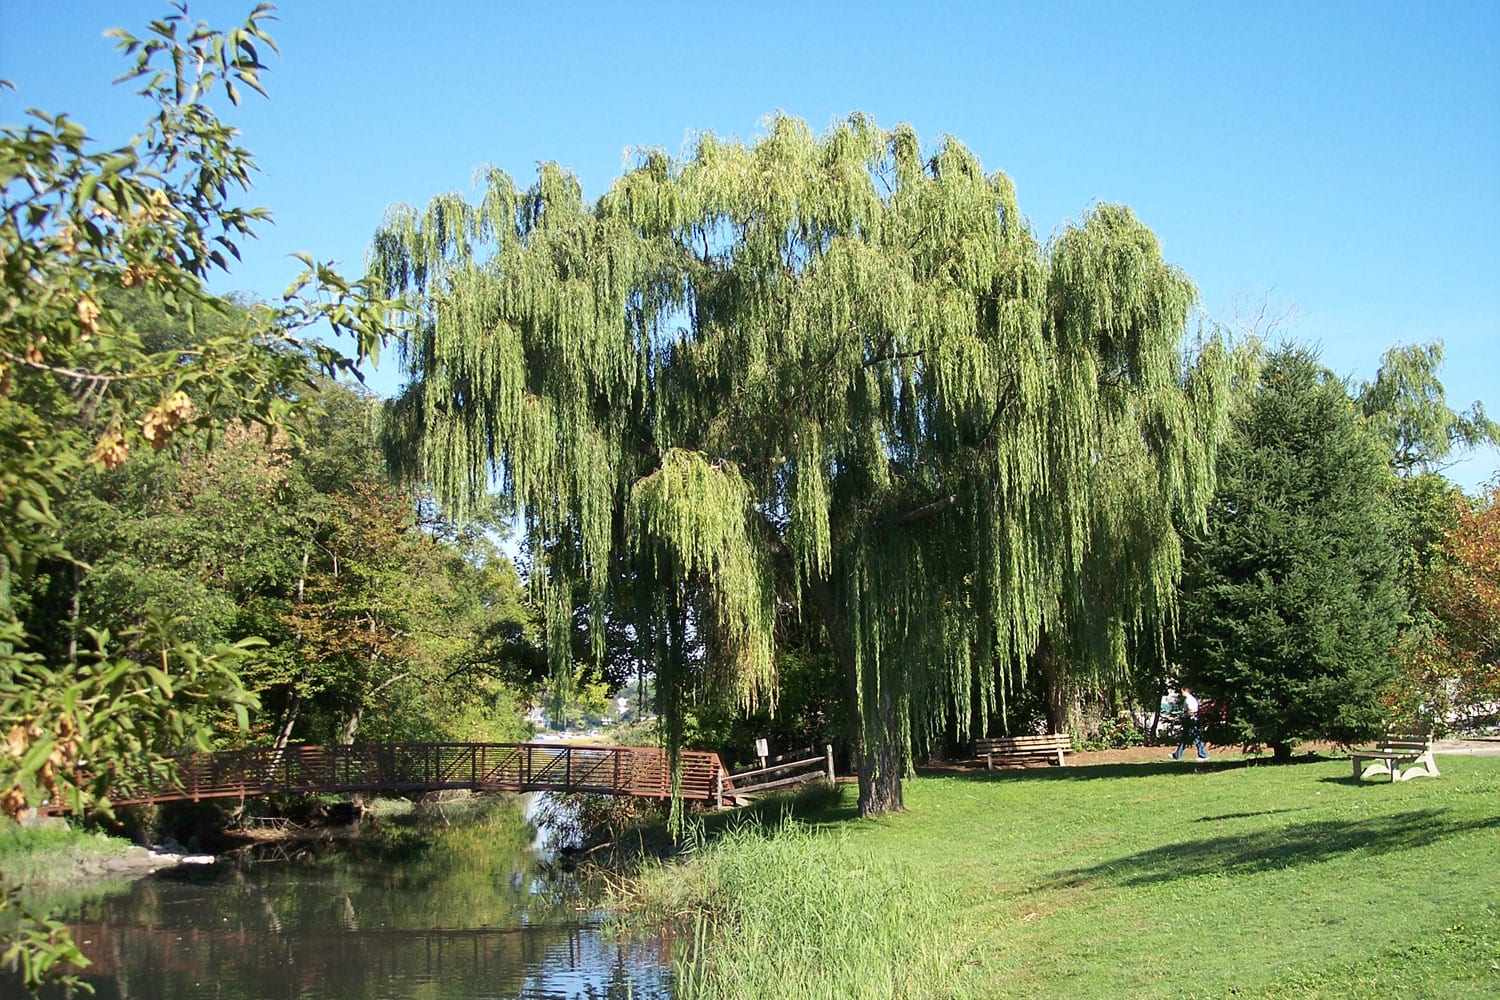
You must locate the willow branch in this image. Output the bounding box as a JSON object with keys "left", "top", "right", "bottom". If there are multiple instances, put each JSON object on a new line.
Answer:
{"left": 876, "top": 492, "right": 960, "bottom": 531}
{"left": 863, "top": 348, "right": 924, "bottom": 369}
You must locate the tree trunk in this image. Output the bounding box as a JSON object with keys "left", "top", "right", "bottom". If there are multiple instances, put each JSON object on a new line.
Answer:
{"left": 1036, "top": 632, "right": 1077, "bottom": 735}
{"left": 857, "top": 686, "right": 905, "bottom": 816}
{"left": 340, "top": 705, "right": 363, "bottom": 745}
{"left": 66, "top": 563, "right": 82, "bottom": 668}
{"left": 1272, "top": 741, "right": 1293, "bottom": 762}
{"left": 807, "top": 574, "right": 905, "bottom": 817}
{"left": 272, "top": 691, "right": 301, "bottom": 752}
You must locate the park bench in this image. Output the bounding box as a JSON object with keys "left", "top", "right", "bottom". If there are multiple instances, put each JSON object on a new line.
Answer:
{"left": 975, "top": 733, "right": 1071, "bottom": 769}
{"left": 1350, "top": 733, "right": 1440, "bottom": 783}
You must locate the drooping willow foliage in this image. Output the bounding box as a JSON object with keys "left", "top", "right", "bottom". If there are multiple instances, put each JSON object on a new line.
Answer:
{"left": 370, "top": 115, "right": 1230, "bottom": 817}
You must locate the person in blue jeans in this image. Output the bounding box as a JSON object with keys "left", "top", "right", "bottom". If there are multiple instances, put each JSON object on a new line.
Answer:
{"left": 1170, "top": 686, "right": 1209, "bottom": 760}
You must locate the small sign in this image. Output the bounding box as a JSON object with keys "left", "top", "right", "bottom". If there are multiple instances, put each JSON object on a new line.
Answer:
{"left": 754, "top": 738, "right": 768, "bottom": 759}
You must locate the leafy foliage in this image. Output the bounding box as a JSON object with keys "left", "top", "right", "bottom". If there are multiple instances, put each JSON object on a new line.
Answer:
{"left": 1357, "top": 341, "right": 1500, "bottom": 477}
{"left": 1178, "top": 346, "right": 1406, "bottom": 756}
{"left": 372, "top": 116, "right": 1231, "bottom": 817}
{"left": 0, "top": 0, "right": 390, "bottom": 821}
{"left": 0, "top": 4, "right": 391, "bottom": 990}
{"left": 21, "top": 371, "right": 539, "bottom": 752}
{"left": 1389, "top": 483, "right": 1500, "bottom": 732}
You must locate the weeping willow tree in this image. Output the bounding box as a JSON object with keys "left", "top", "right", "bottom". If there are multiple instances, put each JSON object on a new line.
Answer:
{"left": 370, "top": 115, "right": 1230, "bottom": 817}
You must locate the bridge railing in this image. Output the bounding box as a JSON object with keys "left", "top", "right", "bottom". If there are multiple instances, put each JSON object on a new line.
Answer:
{"left": 70, "top": 742, "right": 734, "bottom": 812}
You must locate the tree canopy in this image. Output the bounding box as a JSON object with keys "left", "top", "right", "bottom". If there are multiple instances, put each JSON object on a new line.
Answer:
{"left": 373, "top": 115, "right": 1231, "bottom": 816}
{"left": 1178, "top": 345, "right": 1405, "bottom": 757}
{"left": 1389, "top": 482, "right": 1500, "bottom": 732}
{"left": 1357, "top": 341, "right": 1499, "bottom": 477}
{"left": 2, "top": 7, "right": 391, "bottom": 987}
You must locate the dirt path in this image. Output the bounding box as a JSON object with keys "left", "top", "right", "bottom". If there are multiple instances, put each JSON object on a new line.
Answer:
{"left": 1431, "top": 737, "right": 1500, "bottom": 756}
{"left": 921, "top": 736, "right": 1500, "bottom": 773}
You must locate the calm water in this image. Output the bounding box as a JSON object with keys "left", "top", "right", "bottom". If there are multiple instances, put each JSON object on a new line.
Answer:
{"left": 32, "top": 799, "right": 674, "bottom": 1000}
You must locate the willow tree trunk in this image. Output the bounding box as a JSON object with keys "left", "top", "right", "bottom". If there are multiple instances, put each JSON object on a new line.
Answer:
{"left": 808, "top": 574, "right": 904, "bottom": 817}
{"left": 1036, "top": 633, "right": 1078, "bottom": 736}
{"left": 858, "top": 686, "right": 905, "bottom": 816}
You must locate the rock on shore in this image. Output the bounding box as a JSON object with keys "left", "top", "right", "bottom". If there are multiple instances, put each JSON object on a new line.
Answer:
{"left": 72, "top": 843, "right": 215, "bottom": 880}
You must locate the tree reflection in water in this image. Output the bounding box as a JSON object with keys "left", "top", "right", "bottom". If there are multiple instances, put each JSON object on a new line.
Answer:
{"left": 39, "top": 797, "right": 670, "bottom": 999}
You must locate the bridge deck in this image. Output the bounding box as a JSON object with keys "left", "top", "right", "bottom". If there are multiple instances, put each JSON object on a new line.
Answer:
{"left": 41, "top": 742, "right": 734, "bottom": 814}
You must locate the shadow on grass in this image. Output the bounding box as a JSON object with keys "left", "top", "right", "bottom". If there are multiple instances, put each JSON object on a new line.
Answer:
{"left": 1314, "top": 773, "right": 1444, "bottom": 788}
{"left": 694, "top": 783, "right": 859, "bottom": 838}
{"left": 1195, "top": 807, "right": 1310, "bottom": 823}
{"left": 1042, "top": 809, "right": 1499, "bottom": 889}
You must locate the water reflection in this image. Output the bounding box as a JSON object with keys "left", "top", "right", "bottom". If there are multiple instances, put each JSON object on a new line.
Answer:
{"left": 35, "top": 797, "right": 672, "bottom": 999}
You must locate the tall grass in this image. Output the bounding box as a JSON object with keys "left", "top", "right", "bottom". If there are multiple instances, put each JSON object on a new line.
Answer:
{"left": 609, "top": 754, "right": 1500, "bottom": 999}
{"left": 616, "top": 814, "right": 974, "bottom": 1000}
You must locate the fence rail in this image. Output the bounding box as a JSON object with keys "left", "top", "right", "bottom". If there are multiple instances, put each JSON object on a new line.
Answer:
{"left": 38, "top": 742, "right": 735, "bottom": 814}
{"left": 727, "top": 744, "right": 835, "bottom": 798}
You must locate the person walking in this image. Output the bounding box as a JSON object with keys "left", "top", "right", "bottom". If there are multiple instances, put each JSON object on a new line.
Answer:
{"left": 1170, "top": 686, "right": 1209, "bottom": 760}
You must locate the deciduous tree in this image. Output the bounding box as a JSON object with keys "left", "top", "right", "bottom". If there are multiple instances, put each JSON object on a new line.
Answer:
{"left": 1391, "top": 484, "right": 1500, "bottom": 730}
{"left": 372, "top": 117, "right": 1230, "bottom": 816}
{"left": 1, "top": 5, "right": 388, "bottom": 988}
{"left": 1357, "top": 341, "right": 1499, "bottom": 477}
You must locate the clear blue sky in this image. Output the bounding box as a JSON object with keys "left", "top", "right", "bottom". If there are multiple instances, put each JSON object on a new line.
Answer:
{"left": 4, "top": 1, "right": 1498, "bottom": 487}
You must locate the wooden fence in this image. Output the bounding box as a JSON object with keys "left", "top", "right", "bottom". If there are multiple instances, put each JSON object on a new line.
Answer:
{"left": 726, "top": 745, "right": 835, "bottom": 799}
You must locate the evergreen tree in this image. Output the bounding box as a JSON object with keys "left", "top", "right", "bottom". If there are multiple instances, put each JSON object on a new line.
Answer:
{"left": 1178, "top": 346, "right": 1404, "bottom": 758}
{"left": 371, "top": 116, "right": 1230, "bottom": 816}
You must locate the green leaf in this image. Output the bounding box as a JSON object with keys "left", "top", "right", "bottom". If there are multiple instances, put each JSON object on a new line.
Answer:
{"left": 99, "top": 152, "right": 135, "bottom": 176}
{"left": 75, "top": 171, "right": 101, "bottom": 208}
{"left": 144, "top": 666, "right": 174, "bottom": 699}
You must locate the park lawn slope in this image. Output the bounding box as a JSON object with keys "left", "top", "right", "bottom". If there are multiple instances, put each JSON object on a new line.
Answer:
{"left": 647, "top": 754, "right": 1499, "bottom": 1000}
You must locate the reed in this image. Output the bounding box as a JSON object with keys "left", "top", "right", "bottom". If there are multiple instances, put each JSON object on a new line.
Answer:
{"left": 616, "top": 814, "right": 974, "bottom": 1000}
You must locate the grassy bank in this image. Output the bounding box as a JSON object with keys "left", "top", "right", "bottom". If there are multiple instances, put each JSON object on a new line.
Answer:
{"left": 619, "top": 754, "right": 1500, "bottom": 999}
{"left": 0, "top": 822, "right": 130, "bottom": 892}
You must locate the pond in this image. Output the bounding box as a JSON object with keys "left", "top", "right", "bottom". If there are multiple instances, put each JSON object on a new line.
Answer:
{"left": 33, "top": 797, "right": 674, "bottom": 1000}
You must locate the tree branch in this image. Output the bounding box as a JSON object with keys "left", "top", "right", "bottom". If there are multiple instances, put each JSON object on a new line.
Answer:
{"left": 0, "top": 349, "right": 126, "bottom": 384}
{"left": 876, "top": 493, "right": 960, "bottom": 531}
{"left": 863, "top": 349, "right": 924, "bottom": 369}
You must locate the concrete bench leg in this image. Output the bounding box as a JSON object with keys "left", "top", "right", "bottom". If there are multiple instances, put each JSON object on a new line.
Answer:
{"left": 1394, "top": 752, "right": 1440, "bottom": 781}
{"left": 1354, "top": 757, "right": 1394, "bottom": 781}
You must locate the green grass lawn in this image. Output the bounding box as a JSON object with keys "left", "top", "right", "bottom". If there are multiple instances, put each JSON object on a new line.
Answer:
{"left": 633, "top": 753, "right": 1500, "bottom": 999}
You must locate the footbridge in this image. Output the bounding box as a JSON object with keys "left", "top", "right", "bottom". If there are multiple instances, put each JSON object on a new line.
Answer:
{"left": 41, "top": 742, "right": 738, "bottom": 814}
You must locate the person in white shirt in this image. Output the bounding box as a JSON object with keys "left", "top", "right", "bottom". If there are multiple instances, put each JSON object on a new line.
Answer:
{"left": 1170, "top": 686, "right": 1209, "bottom": 761}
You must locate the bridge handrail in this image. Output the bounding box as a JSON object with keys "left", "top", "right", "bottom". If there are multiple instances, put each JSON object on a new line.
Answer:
{"left": 39, "top": 741, "right": 735, "bottom": 815}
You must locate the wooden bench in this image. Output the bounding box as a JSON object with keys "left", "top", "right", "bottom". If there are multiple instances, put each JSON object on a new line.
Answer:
{"left": 976, "top": 734, "right": 1071, "bottom": 769}
{"left": 1350, "top": 733, "right": 1440, "bottom": 783}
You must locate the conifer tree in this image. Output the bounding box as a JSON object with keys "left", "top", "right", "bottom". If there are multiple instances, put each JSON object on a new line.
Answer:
{"left": 1178, "top": 346, "right": 1404, "bottom": 758}
{"left": 372, "top": 116, "right": 1230, "bottom": 816}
